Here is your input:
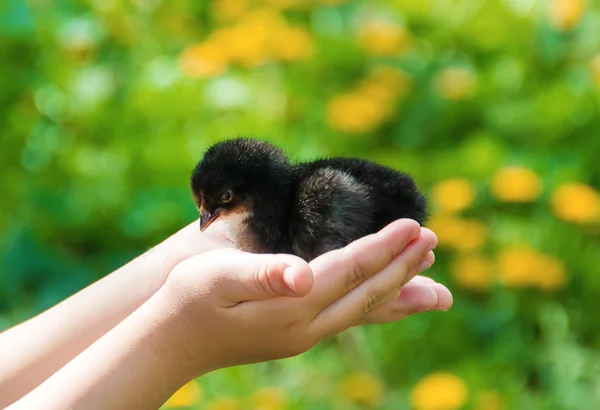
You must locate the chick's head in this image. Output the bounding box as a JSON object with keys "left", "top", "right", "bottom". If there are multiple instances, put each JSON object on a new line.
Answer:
{"left": 191, "top": 137, "right": 292, "bottom": 231}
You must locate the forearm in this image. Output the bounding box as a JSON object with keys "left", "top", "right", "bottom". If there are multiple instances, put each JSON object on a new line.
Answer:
{"left": 0, "top": 244, "right": 170, "bottom": 407}
{"left": 0, "top": 219, "right": 230, "bottom": 407}
{"left": 8, "top": 290, "right": 197, "bottom": 410}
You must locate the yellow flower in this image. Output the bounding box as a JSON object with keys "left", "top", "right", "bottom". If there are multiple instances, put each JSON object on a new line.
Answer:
{"left": 450, "top": 255, "right": 496, "bottom": 292}
{"left": 426, "top": 215, "right": 463, "bottom": 248}
{"left": 551, "top": 182, "right": 600, "bottom": 224}
{"left": 269, "top": 26, "right": 314, "bottom": 62}
{"left": 371, "top": 66, "right": 412, "bottom": 97}
{"left": 164, "top": 381, "right": 202, "bottom": 408}
{"left": 536, "top": 255, "right": 567, "bottom": 291}
{"left": 211, "top": 9, "right": 312, "bottom": 66}
{"left": 179, "top": 43, "right": 228, "bottom": 78}
{"left": 263, "top": 0, "right": 302, "bottom": 9}
{"left": 411, "top": 372, "right": 468, "bottom": 410}
{"left": 339, "top": 371, "right": 383, "bottom": 407}
{"left": 548, "top": 0, "right": 585, "bottom": 31}
{"left": 357, "top": 20, "right": 411, "bottom": 57}
{"left": 204, "top": 397, "right": 242, "bottom": 410}
{"left": 358, "top": 66, "right": 412, "bottom": 105}
{"left": 356, "top": 80, "right": 398, "bottom": 106}
{"left": 212, "top": 0, "right": 249, "bottom": 21}
{"left": 427, "top": 216, "right": 487, "bottom": 252}
{"left": 452, "top": 219, "right": 487, "bottom": 252}
{"left": 326, "top": 92, "right": 385, "bottom": 134}
{"left": 490, "top": 167, "right": 543, "bottom": 203}
{"left": 435, "top": 68, "right": 477, "bottom": 101}
{"left": 474, "top": 391, "right": 504, "bottom": 410}
{"left": 497, "top": 246, "right": 566, "bottom": 290}
{"left": 497, "top": 246, "right": 541, "bottom": 288}
{"left": 251, "top": 387, "right": 287, "bottom": 410}
{"left": 225, "top": 10, "right": 283, "bottom": 67}
{"left": 431, "top": 178, "right": 477, "bottom": 214}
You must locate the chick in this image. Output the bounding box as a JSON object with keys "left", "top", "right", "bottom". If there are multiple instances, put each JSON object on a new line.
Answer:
{"left": 190, "top": 138, "right": 427, "bottom": 261}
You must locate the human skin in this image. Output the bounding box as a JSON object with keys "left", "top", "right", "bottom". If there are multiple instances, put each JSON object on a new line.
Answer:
{"left": 1, "top": 219, "right": 450, "bottom": 409}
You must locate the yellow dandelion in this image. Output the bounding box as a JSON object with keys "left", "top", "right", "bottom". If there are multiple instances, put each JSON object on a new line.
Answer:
{"left": 427, "top": 216, "right": 487, "bottom": 251}
{"left": 490, "top": 166, "right": 543, "bottom": 203}
{"left": 551, "top": 182, "right": 600, "bottom": 224}
{"left": 240, "top": 8, "right": 287, "bottom": 30}
{"left": 356, "top": 80, "right": 398, "bottom": 106}
{"left": 369, "top": 66, "right": 413, "bottom": 96}
{"left": 426, "top": 215, "right": 464, "bottom": 248}
{"left": 452, "top": 219, "right": 487, "bottom": 252}
{"left": 270, "top": 26, "right": 314, "bottom": 62}
{"left": 474, "top": 390, "right": 504, "bottom": 410}
{"left": 164, "top": 381, "right": 202, "bottom": 408}
{"left": 215, "top": 9, "right": 289, "bottom": 67}
{"left": 263, "top": 0, "right": 301, "bottom": 9}
{"left": 411, "top": 372, "right": 468, "bottom": 410}
{"left": 435, "top": 68, "right": 477, "bottom": 101}
{"left": 357, "top": 20, "right": 411, "bottom": 57}
{"left": 497, "top": 246, "right": 566, "bottom": 291}
{"left": 226, "top": 29, "right": 270, "bottom": 67}
{"left": 358, "top": 66, "right": 412, "bottom": 104}
{"left": 548, "top": 0, "right": 585, "bottom": 31}
{"left": 212, "top": 0, "right": 249, "bottom": 21}
{"left": 536, "top": 255, "right": 567, "bottom": 291}
{"left": 179, "top": 43, "right": 228, "bottom": 78}
{"left": 204, "top": 397, "right": 242, "bottom": 410}
{"left": 251, "top": 387, "right": 287, "bottom": 410}
{"left": 497, "top": 246, "right": 541, "bottom": 288}
{"left": 431, "top": 178, "right": 477, "bottom": 214}
{"left": 326, "top": 92, "right": 385, "bottom": 134}
{"left": 450, "top": 254, "right": 496, "bottom": 292}
{"left": 319, "top": 0, "right": 346, "bottom": 5}
{"left": 339, "top": 371, "right": 383, "bottom": 407}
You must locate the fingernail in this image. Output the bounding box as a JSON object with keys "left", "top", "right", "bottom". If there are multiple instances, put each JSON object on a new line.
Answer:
{"left": 411, "top": 227, "right": 421, "bottom": 239}
{"left": 419, "top": 260, "right": 432, "bottom": 272}
{"left": 429, "top": 284, "right": 450, "bottom": 311}
{"left": 283, "top": 266, "right": 297, "bottom": 294}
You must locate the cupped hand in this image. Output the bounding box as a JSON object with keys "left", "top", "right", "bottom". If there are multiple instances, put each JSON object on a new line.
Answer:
{"left": 158, "top": 217, "right": 235, "bottom": 279}
{"left": 157, "top": 219, "right": 452, "bottom": 379}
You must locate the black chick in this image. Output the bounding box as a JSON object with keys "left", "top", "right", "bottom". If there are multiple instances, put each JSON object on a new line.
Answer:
{"left": 190, "top": 138, "right": 427, "bottom": 261}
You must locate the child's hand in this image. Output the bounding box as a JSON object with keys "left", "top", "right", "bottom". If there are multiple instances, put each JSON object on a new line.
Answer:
{"left": 158, "top": 219, "right": 448, "bottom": 379}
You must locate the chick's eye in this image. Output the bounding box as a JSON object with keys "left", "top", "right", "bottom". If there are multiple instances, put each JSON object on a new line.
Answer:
{"left": 220, "top": 190, "right": 233, "bottom": 203}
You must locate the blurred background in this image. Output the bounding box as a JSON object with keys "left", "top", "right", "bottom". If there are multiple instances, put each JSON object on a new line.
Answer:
{"left": 1, "top": 0, "right": 600, "bottom": 408}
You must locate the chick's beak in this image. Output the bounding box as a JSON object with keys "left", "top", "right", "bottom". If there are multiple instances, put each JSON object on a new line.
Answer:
{"left": 200, "top": 207, "right": 222, "bottom": 232}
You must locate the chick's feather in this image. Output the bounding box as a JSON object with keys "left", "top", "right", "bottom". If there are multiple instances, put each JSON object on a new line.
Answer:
{"left": 191, "top": 138, "right": 427, "bottom": 261}
{"left": 290, "top": 159, "right": 426, "bottom": 260}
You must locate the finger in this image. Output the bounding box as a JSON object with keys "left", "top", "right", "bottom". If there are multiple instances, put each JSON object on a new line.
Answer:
{"left": 233, "top": 253, "right": 314, "bottom": 301}
{"left": 408, "top": 275, "right": 437, "bottom": 285}
{"left": 359, "top": 282, "right": 453, "bottom": 324}
{"left": 347, "top": 249, "right": 437, "bottom": 315}
{"left": 312, "top": 229, "right": 437, "bottom": 339}
{"left": 162, "top": 219, "right": 235, "bottom": 273}
{"left": 431, "top": 283, "right": 453, "bottom": 310}
{"left": 184, "top": 250, "right": 315, "bottom": 303}
{"left": 308, "top": 219, "right": 421, "bottom": 307}
{"left": 419, "top": 250, "right": 435, "bottom": 272}
{"left": 371, "top": 249, "right": 435, "bottom": 301}
{"left": 401, "top": 229, "right": 438, "bottom": 287}
{"left": 355, "top": 231, "right": 436, "bottom": 310}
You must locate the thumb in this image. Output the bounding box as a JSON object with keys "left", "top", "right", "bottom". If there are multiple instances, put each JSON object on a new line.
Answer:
{"left": 228, "top": 253, "right": 314, "bottom": 302}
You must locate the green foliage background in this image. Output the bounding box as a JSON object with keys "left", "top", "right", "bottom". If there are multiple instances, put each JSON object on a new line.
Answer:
{"left": 1, "top": 0, "right": 600, "bottom": 409}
